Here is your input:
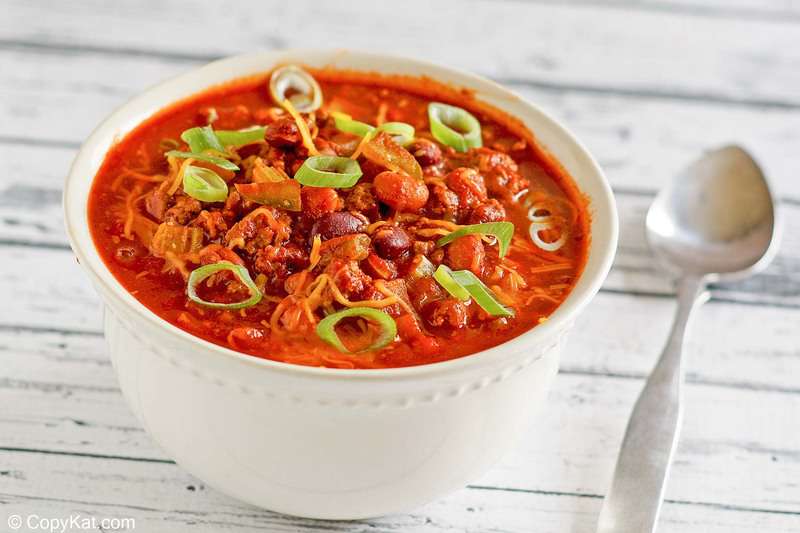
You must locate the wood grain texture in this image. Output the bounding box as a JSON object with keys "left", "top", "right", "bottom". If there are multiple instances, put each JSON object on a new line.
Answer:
{"left": 2, "top": 1, "right": 800, "bottom": 531}
{"left": 2, "top": 329, "right": 799, "bottom": 517}
{"left": 2, "top": 49, "right": 800, "bottom": 200}
{"left": 3, "top": 0, "right": 800, "bottom": 106}
{"left": 3, "top": 453, "right": 798, "bottom": 533}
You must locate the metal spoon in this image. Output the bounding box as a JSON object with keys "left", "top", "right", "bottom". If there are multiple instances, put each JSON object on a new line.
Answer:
{"left": 596, "top": 146, "right": 780, "bottom": 533}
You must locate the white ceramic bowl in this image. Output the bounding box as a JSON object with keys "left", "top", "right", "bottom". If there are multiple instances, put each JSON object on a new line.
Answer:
{"left": 64, "top": 50, "right": 617, "bottom": 519}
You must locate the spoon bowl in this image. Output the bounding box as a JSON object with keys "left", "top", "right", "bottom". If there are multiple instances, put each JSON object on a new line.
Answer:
{"left": 645, "top": 145, "right": 778, "bottom": 281}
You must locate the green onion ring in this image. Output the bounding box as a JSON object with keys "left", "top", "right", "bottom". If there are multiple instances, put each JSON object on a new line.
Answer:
{"left": 376, "top": 122, "right": 415, "bottom": 146}
{"left": 436, "top": 222, "right": 514, "bottom": 258}
{"left": 527, "top": 204, "right": 553, "bottom": 223}
{"left": 330, "top": 113, "right": 415, "bottom": 146}
{"left": 183, "top": 165, "right": 229, "bottom": 202}
{"left": 181, "top": 126, "right": 225, "bottom": 153}
{"left": 449, "top": 270, "right": 515, "bottom": 317}
{"left": 331, "top": 111, "right": 375, "bottom": 137}
{"left": 428, "top": 102, "right": 482, "bottom": 152}
{"left": 166, "top": 150, "right": 239, "bottom": 171}
{"left": 269, "top": 65, "right": 323, "bottom": 113}
{"left": 316, "top": 307, "right": 397, "bottom": 353}
{"left": 529, "top": 221, "right": 568, "bottom": 252}
{"left": 433, "top": 265, "right": 470, "bottom": 301}
{"left": 187, "top": 262, "right": 262, "bottom": 310}
{"left": 216, "top": 126, "right": 266, "bottom": 147}
{"left": 294, "top": 155, "right": 363, "bottom": 188}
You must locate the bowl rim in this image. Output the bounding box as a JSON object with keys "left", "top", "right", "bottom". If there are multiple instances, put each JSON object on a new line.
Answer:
{"left": 64, "top": 49, "right": 618, "bottom": 381}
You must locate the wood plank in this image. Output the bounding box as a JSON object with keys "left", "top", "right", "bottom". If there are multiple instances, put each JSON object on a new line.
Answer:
{"left": 2, "top": 0, "right": 800, "bottom": 105}
{"left": 565, "top": 291, "right": 800, "bottom": 394}
{"left": 3, "top": 48, "right": 800, "bottom": 200}
{"left": 0, "top": 143, "right": 71, "bottom": 249}
{"left": 1, "top": 247, "right": 102, "bottom": 334}
{"left": 2, "top": 334, "right": 799, "bottom": 515}
{"left": 0, "top": 50, "right": 184, "bottom": 144}
{"left": 2, "top": 452, "right": 798, "bottom": 533}
{"left": 509, "top": 85, "right": 800, "bottom": 201}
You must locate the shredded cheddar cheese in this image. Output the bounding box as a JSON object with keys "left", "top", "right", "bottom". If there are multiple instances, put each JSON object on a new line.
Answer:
{"left": 281, "top": 98, "right": 319, "bottom": 155}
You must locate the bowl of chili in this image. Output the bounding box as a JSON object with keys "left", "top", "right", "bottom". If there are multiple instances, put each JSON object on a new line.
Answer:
{"left": 64, "top": 50, "right": 617, "bottom": 519}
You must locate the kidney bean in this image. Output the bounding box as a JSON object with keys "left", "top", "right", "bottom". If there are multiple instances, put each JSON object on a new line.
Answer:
{"left": 310, "top": 211, "right": 367, "bottom": 241}
{"left": 373, "top": 171, "right": 429, "bottom": 213}
{"left": 372, "top": 226, "right": 412, "bottom": 259}
{"left": 407, "top": 139, "right": 443, "bottom": 167}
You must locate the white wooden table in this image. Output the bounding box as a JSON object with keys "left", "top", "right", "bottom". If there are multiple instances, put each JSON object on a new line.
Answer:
{"left": 2, "top": 1, "right": 799, "bottom": 531}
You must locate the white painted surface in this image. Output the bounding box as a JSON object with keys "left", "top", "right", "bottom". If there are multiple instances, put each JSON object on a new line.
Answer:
{"left": 1, "top": 1, "right": 799, "bottom": 531}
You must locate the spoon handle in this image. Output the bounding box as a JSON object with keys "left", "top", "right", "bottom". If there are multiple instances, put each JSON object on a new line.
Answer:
{"left": 596, "top": 275, "right": 709, "bottom": 533}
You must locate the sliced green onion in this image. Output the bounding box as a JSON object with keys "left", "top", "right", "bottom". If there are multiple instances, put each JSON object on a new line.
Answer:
{"left": 181, "top": 126, "right": 225, "bottom": 153}
{"left": 330, "top": 113, "right": 415, "bottom": 146}
{"left": 316, "top": 307, "right": 397, "bottom": 353}
{"left": 180, "top": 124, "right": 265, "bottom": 151}
{"left": 183, "top": 165, "right": 229, "bottom": 202}
{"left": 187, "top": 262, "right": 262, "bottom": 310}
{"left": 269, "top": 65, "right": 322, "bottom": 113}
{"left": 235, "top": 180, "right": 301, "bottom": 211}
{"left": 165, "top": 150, "right": 239, "bottom": 171}
{"left": 436, "top": 222, "right": 514, "bottom": 258}
{"left": 428, "top": 102, "right": 482, "bottom": 152}
{"left": 376, "top": 122, "right": 415, "bottom": 146}
{"left": 449, "top": 269, "right": 514, "bottom": 317}
{"left": 331, "top": 111, "right": 375, "bottom": 137}
{"left": 529, "top": 221, "right": 568, "bottom": 252}
{"left": 294, "top": 155, "right": 363, "bottom": 188}
{"left": 216, "top": 126, "right": 266, "bottom": 147}
{"left": 433, "top": 265, "right": 470, "bottom": 301}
